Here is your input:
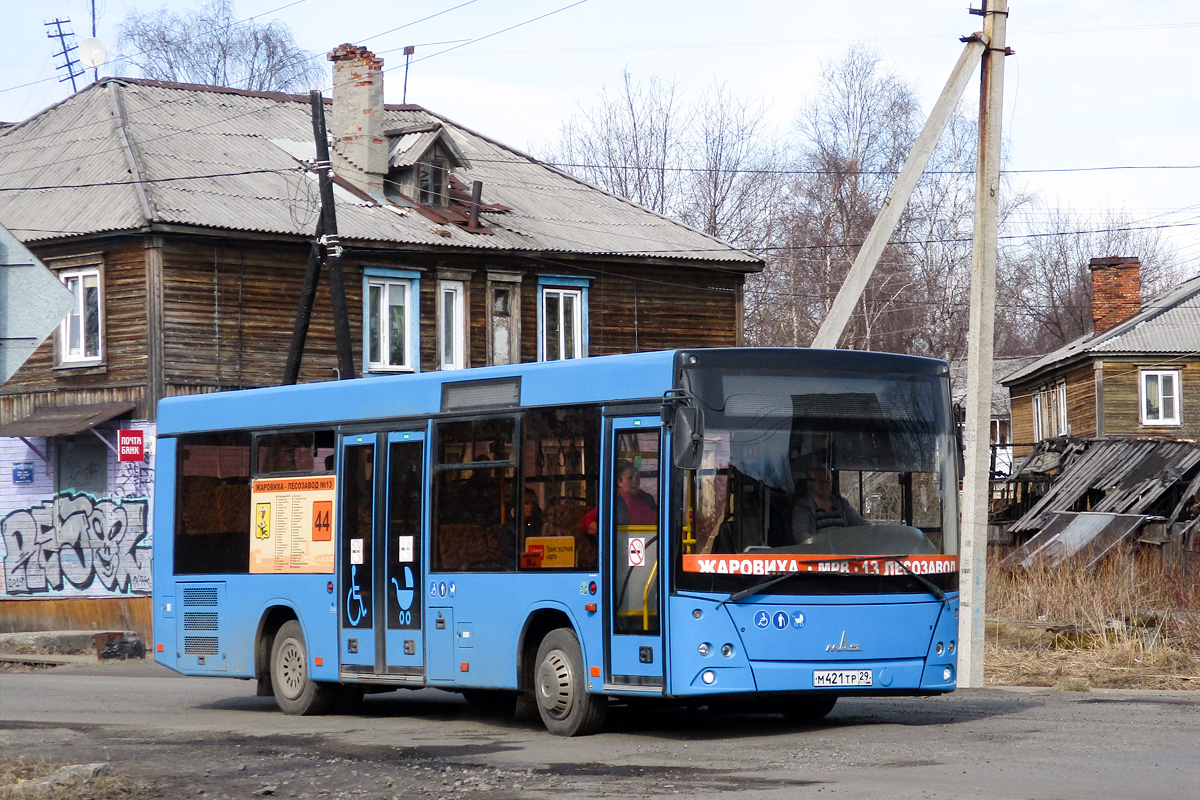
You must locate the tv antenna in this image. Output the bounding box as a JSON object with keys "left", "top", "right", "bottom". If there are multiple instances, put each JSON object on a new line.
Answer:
{"left": 402, "top": 45, "right": 415, "bottom": 103}
{"left": 45, "top": 18, "right": 84, "bottom": 93}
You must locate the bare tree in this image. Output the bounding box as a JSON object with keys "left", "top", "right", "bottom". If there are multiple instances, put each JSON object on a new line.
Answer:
{"left": 751, "top": 45, "right": 923, "bottom": 352}
{"left": 999, "top": 205, "right": 1183, "bottom": 353}
{"left": 550, "top": 70, "right": 687, "bottom": 216}
{"left": 678, "top": 83, "right": 788, "bottom": 252}
{"left": 118, "top": 0, "right": 321, "bottom": 93}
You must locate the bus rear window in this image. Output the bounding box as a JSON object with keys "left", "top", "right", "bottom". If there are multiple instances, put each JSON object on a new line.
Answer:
{"left": 175, "top": 431, "right": 251, "bottom": 575}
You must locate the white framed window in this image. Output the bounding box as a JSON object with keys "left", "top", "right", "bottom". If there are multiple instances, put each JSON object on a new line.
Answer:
{"left": 363, "top": 269, "right": 420, "bottom": 374}
{"left": 1031, "top": 391, "right": 1044, "bottom": 441}
{"left": 1140, "top": 369, "right": 1181, "bottom": 426}
{"left": 1032, "top": 380, "right": 1068, "bottom": 439}
{"left": 1053, "top": 381, "right": 1068, "bottom": 435}
{"left": 438, "top": 279, "right": 465, "bottom": 370}
{"left": 58, "top": 267, "right": 103, "bottom": 364}
{"left": 538, "top": 276, "right": 589, "bottom": 362}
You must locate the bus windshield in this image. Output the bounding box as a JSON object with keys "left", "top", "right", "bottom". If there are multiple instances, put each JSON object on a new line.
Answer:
{"left": 677, "top": 368, "right": 958, "bottom": 590}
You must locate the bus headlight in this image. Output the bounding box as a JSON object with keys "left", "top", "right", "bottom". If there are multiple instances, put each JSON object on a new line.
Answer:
{"left": 701, "top": 670, "right": 716, "bottom": 685}
{"left": 935, "top": 642, "right": 944, "bottom": 656}
{"left": 697, "top": 642, "right": 711, "bottom": 657}
{"left": 943, "top": 667, "right": 953, "bottom": 681}
{"left": 721, "top": 643, "right": 735, "bottom": 658}
{"left": 948, "top": 640, "right": 956, "bottom": 655}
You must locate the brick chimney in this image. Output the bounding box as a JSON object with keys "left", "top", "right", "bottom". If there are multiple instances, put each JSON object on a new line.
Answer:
{"left": 1089, "top": 256, "right": 1141, "bottom": 336}
{"left": 327, "top": 44, "right": 387, "bottom": 197}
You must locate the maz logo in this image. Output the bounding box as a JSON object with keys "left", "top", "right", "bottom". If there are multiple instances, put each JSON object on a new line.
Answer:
{"left": 825, "top": 631, "right": 862, "bottom": 652}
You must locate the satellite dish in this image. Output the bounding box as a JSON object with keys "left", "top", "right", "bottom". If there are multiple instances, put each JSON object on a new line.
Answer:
{"left": 79, "top": 38, "right": 108, "bottom": 69}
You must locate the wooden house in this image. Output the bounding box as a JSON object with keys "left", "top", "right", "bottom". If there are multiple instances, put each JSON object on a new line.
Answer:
{"left": 0, "top": 45, "right": 761, "bottom": 635}
{"left": 998, "top": 258, "right": 1200, "bottom": 557}
{"left": 1005, "top": 258, "right": 1200, "bottom": 449}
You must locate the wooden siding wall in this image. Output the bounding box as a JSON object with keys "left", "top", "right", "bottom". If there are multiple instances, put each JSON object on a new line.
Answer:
{"left": 1010, "top": 388, "right": 1036, "bottom": 457}
{"left": 1, "top": 238, "right": 152, "bottom": 423}
{"left": 161, "top": 238, "right": 344, "bottom": 392}
{"left": 1101, "top": 359, "right": 1200, "bottom": 438}
{"left": 1008, "top": 362, "right": 1096, "bottom": 455}
{"left": 1064, "top": 363, "right": 1097, "bottom": 438}
{"left": 0, "top": 597, "right": 152, "bottom": 641}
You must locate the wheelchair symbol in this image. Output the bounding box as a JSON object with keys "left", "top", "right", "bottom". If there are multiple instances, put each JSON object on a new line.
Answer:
{"left": 346, "top": 564, "right": 368, "bottom": 626}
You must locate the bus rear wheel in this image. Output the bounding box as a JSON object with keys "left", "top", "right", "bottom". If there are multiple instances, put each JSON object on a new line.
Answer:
{"left": 534, "top": 628, "right": 606, "bottom": 736}
{"left": 270, "top": 620, "right": 334, "bottom": 716}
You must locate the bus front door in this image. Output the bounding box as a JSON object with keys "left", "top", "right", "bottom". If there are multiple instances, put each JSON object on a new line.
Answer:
{"left": 339, "top": 431, "right": 426, "bottom": 683}
{"left": 606, "top": 418, "right": 665, "bottom": 691}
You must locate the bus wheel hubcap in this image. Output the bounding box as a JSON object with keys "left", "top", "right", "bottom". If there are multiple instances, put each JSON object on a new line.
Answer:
{"left": 537, "top": 650, "right": 573, "bottom": 720}
{"left": 278, "top": 641, "right": 304, "bottom": 699}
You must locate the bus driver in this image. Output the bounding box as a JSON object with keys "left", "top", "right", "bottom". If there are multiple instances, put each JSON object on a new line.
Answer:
{"left": 793, "top": 467, "right": 866, "bottom": 537}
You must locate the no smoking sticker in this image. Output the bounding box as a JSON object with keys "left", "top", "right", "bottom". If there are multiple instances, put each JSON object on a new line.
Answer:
{"left": 628, "top": 537, "right": 646, "bottom": 567}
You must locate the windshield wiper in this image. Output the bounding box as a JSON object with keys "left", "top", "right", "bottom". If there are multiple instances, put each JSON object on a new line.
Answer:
{"left": 717, "top": 554, "right": 950, "bottom": 606}
{"left": 886, "top": 556, "right": 947, "bottom": 604}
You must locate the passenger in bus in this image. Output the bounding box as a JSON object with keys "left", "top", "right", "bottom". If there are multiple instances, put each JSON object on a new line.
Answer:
{"left": 575, "top": 460, "right": 658, "bottom": 533}
{"left": 615, "top": 459, "right": 658, "bottom": 525}
{"left": 517, "top": 489, "right": 544, "bottom": 537}
{"left": 793, "top": 467, "right": 866, "bottom": 535}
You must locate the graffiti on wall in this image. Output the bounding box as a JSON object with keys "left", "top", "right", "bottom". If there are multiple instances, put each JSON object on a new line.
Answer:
{"left": 0, "top": 492, "right": 151, "bottom": 597}
{"left": 113, "top": 460, "right": 154, "bottom": 499}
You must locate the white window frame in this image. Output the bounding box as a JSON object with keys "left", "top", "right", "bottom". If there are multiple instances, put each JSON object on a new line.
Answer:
{"left": 58, "top": 267, "right": 104, "bottom": 365}
{"left": 1140, "top": 369, "right": 1181, "bottom": 426}
{"left": 537, "top": 276, "right": 589, "bottom": 362}
{"left": 1032, "top": 380, "right": 1068, "bottom": 439}
{"left": 363, "top": 269, "right": 420, "bottom": 374}
{"left": 438, "top": 279, "right": 466, "bottom": 371}
{"left": 1053, "top": 380, "right": 1068, "bottom": 436}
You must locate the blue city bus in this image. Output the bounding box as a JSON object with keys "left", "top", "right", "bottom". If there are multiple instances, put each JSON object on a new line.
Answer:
{"left": 152, "top": 348, "right": 960, "bottom": 735}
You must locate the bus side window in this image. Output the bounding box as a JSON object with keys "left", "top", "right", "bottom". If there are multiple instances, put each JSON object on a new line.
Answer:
{"left": 432, "top": 418, "right": 518, "bottom": 572}
{"left": 520, "top": 407, "right": 600, "bottom": 571}
{"left": 175, "top": 431, "right": 251, "bottom": 575}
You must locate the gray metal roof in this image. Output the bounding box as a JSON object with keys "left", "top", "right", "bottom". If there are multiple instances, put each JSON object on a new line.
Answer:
{"left": 1003, "top": 273, "right": 1200, "bottom": 386}
{"left": 0, "top": 79, "right": 761, "bottom": 268}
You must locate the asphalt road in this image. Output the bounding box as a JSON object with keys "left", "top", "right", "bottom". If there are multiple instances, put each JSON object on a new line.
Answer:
{"left": 0, "top": 660, "right": 1197, "bottom": 799}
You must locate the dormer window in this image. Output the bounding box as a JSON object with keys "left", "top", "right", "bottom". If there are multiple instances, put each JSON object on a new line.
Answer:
{"left": 385, "top": 122, "right": 467, "bottom": 209}
{"left": 419, "top": 157, "right": 447, "bottom": 206}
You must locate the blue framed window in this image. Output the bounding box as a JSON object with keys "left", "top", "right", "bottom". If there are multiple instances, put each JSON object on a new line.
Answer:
{"left": 537, "top": 276, "right": 590, "bottom": 362}
{"left": 363, "top": 268, "right": 421, "bottom": 374}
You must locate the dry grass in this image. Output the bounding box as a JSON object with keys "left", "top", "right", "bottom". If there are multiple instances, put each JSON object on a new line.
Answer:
{"left": 0, "top": 759, "right": 156, "bottom": 800}
{"left": 985, "top": 547, "right": 1200, "bottom": 689}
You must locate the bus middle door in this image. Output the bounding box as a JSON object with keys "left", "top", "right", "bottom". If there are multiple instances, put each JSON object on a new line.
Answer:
{"left": 339, "top": 431, "right": 426, "bottom": 683}
{"left": 606, "top": 417, "right": 665, "bottom": 691}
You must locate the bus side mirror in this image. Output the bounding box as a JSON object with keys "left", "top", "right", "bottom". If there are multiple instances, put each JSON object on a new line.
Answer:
{"left": 671, "top": 406, "right": 704, "bottom": 470}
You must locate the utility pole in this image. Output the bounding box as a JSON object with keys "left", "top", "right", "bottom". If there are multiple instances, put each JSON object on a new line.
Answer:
{"left": 959, "top": 0, "right": 1010, "bottom": 688}
{"left": 309, "top": 90, "right": 356, "bottom": 381}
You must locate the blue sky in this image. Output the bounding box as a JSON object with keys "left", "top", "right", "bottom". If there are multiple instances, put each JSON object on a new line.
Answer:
{"left": 3, "top": 1, "right": 1198, "bottom": 261}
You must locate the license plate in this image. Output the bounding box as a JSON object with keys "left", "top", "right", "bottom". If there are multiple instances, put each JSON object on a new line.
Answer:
{"left": 813, "top": 669, "right": 872, "bottom": 687}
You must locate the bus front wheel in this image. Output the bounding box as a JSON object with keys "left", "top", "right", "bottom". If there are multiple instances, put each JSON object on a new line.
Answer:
{"left": 270, "top": 620, "right": 335, "bottom": 716}
{"left": 534, "top": 628, "right": 606, "bottom": 736}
